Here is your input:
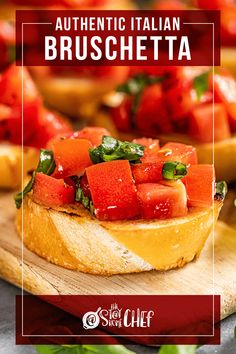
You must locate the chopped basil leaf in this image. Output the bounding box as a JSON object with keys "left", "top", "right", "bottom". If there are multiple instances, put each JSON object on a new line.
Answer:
{"left": 193, "top": 71, "right": 210, "bottom": 101}
{"left": 215, "top": 181, "right": 228, "bottom": 200}
{"left": 89, "top": 136, "right": 145, "bottom": 164}
{"left": 35, "top": 344, "right": 135, "bottom": 354}
{"left": 75, "top": 185, "right": 94, "bottom": 215}
{"left": 14, "top": 149, "right": 55, "bottom": 209}
{"left": 159, "top": 345, "right": 197, "bottom": 354}
{"left": 117, "top": 74, "right": 165, "bottom": 127}
{"left": 162, "top": 161, "right": 187, "bottom": 180}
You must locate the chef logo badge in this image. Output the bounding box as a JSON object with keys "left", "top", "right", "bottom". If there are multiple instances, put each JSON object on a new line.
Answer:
{"left": 82, "top": 303, "right": 154, "bottom": 330}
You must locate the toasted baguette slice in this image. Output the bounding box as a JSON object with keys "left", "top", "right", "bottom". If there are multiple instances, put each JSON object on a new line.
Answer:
{"left": 15, "top": 196, "right": 222, "bottom": 275}
{"left": 0, "top": 144, "right": 39, "bottom": 189}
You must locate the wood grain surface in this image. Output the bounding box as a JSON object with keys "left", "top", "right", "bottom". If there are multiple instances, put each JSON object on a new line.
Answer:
{"left": 0, "top": 190, "right": 235, "bottom": 320}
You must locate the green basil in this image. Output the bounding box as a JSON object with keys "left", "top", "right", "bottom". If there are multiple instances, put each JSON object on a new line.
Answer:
{"left": 193, "top": 71, "right": 210, "bottom": 101}
{"left": 162, "top": 161, "right": 187, "bottom": 180}
{"left": 215, "top": 181, "right": 228, "bottom": 201}
{"left": 159, "top": 345, "right": 197, "bottom": 354}
{"left": 75, "top": 185, "right": 94, "bottom": 215}
{"left": 89, "top": 136, "right": 145, "bottom": 164}
{"left": 14, "top": 149, "right": 55, "bottom": 209}
{"left": 35, "top": 345, "right": 135, "bottom": 354}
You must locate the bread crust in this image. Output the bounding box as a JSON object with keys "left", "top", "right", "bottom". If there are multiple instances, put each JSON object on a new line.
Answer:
{"left": 15, "top": 196, "right": 222, "bottom": 275}
{"left": 0, "top": 144, "right": 39, "bottom": 189}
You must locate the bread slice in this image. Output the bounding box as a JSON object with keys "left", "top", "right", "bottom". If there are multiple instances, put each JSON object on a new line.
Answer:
{"left": 0, "top": 144, "right": 39, "bottom": 189}
{"left": 15, "top": 196, "right": 222, "bottom": 275}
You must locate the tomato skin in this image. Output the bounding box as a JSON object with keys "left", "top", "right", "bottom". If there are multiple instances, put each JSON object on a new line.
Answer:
{"left": 32, "top": 109, "right": 72, "bottom": 149}
{"left": 189, "top": 103, "right": 231, "bottom": 143}
{"left": 33, "top": 173, "right": 75, "bottom": 207}
{"left": 72, "top": 127, "right": 111, "bottom": 147}
{"left": 135, "top": 84, "right": 171, "bottom": 134}
{"left": 80, "top": 174, "right": 91, "bottom": 199}
{"left": 133, "top": 138, "right": 160, "bottom": 162}
{"left": 182, "top": 165, "right": 215, "bottom": 207}
{"left": 111, "top": 97, "right": 132, "bottom": 132}
{"left": 137, "top": 181, "right": 187, "bottom": 219}
{"left": 52, "top": 138, "right": 92, "bottom": 179}
{"left": 132, "top": 162, "right": 164, "bottom": 184}
{"left": 211, "top": 72, "right": 236, "bottom": 131}
{"left": 0, "top": 101, "right": 42, "bottom": 145}
{"left": 0, "top": 64, "right": 39, "bottom": 107}
{"left": 160, "top": 143, "right": 198, "bottom": 165}
{"left": 86, "top": 160, "right": 140, "bottom": 221}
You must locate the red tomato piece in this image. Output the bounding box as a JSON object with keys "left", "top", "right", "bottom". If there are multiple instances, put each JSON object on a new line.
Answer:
{"left": 52, "top": 138, "right": 92, "bottom": 179}
{"left": 80, "top": 174, "right": 91, "bottom": 199}
{"left": 132, "top": 162, "right": 164, "bottom": 184}
{"left": 211, "top": 71, "right": 236, "bottom": 131}
{"left": 189, "top": 103, "right": 231, "bottom": 143}
{"left": 160, "top": 142, "right": 198, "bottom": 166}
{"left": 0, "top": 64, "right": 39, "bottom": 106}
{"left": 111, "top": 97, "right": 132, "bottom": 132}
{"left": 86, "top": 160, "right": 140, "bottom": 221}
{"left": 0, "top": 101, "right": 41, "bottom": 145}
{"left": 72, "top": 127, "right": 111, "bottom": 147}
{"left": 33, "top": 173, "right": 75, "bottom": 207}
{"left": 182, "top": 164, "right": 215, "bottom": 207}
{"left": 137, "top": 181, "right": 187, "bottom": 219}
{"left": 136, "top": 84, "right": 171, "bottom": 134}
{"left": 32, "top": 109, "right": 72, "bottom": 148}
{"left": 133, "top": 138, "right": 160, "bottom": 162}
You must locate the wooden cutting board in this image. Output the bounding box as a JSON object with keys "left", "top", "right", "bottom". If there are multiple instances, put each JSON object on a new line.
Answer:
{"left": 0, "top": 191, "right": 236, "bottom": 320}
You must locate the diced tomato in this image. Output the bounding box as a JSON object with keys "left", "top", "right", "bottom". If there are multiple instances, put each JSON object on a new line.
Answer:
{"left": 72, "top": 127, "right": 111, "bottom": 147}
{"left": 132, "top": 162, "right": 164, "bottom": 184}
{"left": 211, "top": 71, "right": 236, "bottom": 131}
{"left": 32, "top": 109, "right": 72, "bottom": 148}
{"left": 86, "top": 160, "right": 140, "bottom": 221}
{"left": 159, "top": 143, "right": 198, "bottom": 166}
{"left": 137, "top": 181, "right": 187, "bottom": 219}
{"left": 52, "top": 138, "right": 92, "bottom": 179}
{"left": 189, "top": 103, "right": 231, "bottom": 143}
{"left": 33, "top": 173, "right": 75, "bottom": 207}
{"left": 111, "top": 97, "right": 132, "bottom": 132}
{"left": 182, "top": 165, "right": 215, "bottom": 207}
{"left": 0, "top": 64, "right": 39, "bottom": 107}
{"left": 80, "top": 174, "right": 91, "bottom": 199}
{"left": 0, "top": 101, "right": 41, "bottom": 145}
{"left": 135, "top": 84, "right": 171, "bottom": 134}
{"left": 133, "top": 138, "right": 160, "bottom": 162}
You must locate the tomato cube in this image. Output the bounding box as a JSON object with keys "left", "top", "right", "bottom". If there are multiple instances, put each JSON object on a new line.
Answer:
{"left": 137, "top": 181, "right": 187, "bottom": 219}
{"left": 86, "top": 160, "right": 140, "bottom": 221}
{"left": 0, "top": 64, "right": 39, "bottom": 106}
{"left": 72, "top": 127, "right": 111, "bottom": 147}
{"left": 189, "top": 103, "right": 231, "bottom": 143}
{"left": 160, "top": 142, "right": 198, "bottom": 165}
{"left": 212, "top": 71, "right": 236, "bottom": 131}
{"left": 132, "top": 162, "right": 164, "bottom": 184}
{"left": 52, "top": 138, "right": 92, "bottom": 179}
{"left": 33, "top": 173, "right": 75, "bottom": 207}
{"left": 136, "top": 84, "right": 171, "bottom": 134}
{"left": 132, "top": 138, "right": 160, "bottom": 162}
{"left": 182, "top": 164, "right": 215, "bottom": 207}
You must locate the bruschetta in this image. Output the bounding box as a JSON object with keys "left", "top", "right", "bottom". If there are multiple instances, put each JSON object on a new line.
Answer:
{"left": 102, "top": 66, "right": 236, "bottom": 182}
{"left": 15, "top": 128, "right": 226, "bottom": 274}
{"left": 0, "top": 64, "right": 72, "bottom": 189}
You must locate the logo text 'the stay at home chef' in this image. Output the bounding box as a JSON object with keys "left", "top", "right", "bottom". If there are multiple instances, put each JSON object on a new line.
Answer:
{"left": 82, "top": 303, "right": 155, "bottom": 330}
